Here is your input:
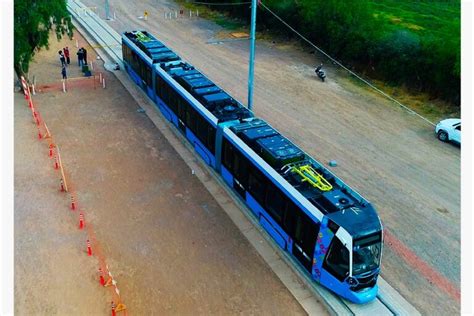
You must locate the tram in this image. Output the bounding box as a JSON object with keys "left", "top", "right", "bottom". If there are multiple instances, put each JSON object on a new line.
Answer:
{"left": 122, "top": 30, "right": 383, "bottom": 303}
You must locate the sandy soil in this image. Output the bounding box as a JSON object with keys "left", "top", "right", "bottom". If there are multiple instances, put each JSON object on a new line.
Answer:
{"left": 78, "top": 0, "right": 461, "bottom": 314}
{"left": 14, "top": 31, "right": 309, "bottom": 315}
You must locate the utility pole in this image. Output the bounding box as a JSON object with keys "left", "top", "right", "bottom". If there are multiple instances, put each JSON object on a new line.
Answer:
{"left": 247, "top": 0, "right": 258, "bottom": 111}
{"left": 105, "top": 0, "right": 110, "bottom": 20}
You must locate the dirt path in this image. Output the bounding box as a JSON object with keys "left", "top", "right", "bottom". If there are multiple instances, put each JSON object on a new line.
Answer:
{"left": 79, "top": 1, "right": 461, "bottom": 314}
{"left": 14, "top": 31, "right": 311, "bottom": 315}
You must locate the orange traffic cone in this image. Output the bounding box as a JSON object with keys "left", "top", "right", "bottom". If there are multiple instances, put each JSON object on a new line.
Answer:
{"left": 86, "top": 239, "right": 92, "bottom": 256}
{"left": 71, "top": 195, "right": 76, "bottom": 210}
{"left": 79, "top": 213, "right": 84, "bottom": 230}
{"left": 98, "top": 268, "right": 105, "bottom": 286}
{"left": 111, "top": 301, "right": 116, "bottom": 316}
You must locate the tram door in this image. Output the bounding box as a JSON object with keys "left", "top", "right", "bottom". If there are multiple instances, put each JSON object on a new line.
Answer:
{"left": 285, "top": 204, "right": 320, "bottom": 272}
{"left": 231, "top": 150, "right": 248, "bottom": 198}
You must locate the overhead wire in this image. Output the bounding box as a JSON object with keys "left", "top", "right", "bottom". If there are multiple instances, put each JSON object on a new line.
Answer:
{"left": 258, "top": 1, "right": 435, "bottom": 126}
{"left": 189, "top": 1, "right": 252, "bottom": 5}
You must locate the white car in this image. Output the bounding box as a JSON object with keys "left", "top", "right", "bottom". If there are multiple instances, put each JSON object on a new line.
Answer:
{"left": 435, "top": 118, "right": 461, "bottom": 144}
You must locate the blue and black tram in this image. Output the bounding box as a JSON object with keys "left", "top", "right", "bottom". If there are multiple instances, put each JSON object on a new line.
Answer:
{"left": 122, "top": 30, "right": 383, "bottom": 304}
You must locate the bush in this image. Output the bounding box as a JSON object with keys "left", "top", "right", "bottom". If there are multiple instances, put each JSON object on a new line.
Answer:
{"left": 190, "top": 0, "right": 460, "bottom": 106}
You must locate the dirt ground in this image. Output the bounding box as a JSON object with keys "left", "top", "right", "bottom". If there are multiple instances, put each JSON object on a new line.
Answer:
{"left": 78, "top": 0, "right": 461, "bottom": 314}
{"left": 14, "top": 31, "right": 310, "bottom": 315}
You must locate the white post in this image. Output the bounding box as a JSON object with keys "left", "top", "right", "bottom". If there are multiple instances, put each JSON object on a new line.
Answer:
{"left": 99, "top": 72, "right": 102, "bottom": 83}
{"left": 189, "top": 10, "right": 192, "bottom": 18}
{"left": 76, "top": 39, "right": 79, "bottom": 48}
{"left": 32, "top": 84, "right": 36, "bottom": 95}
{"left": 102, "top": 78, "right": 106, "bottom": 89}
{"left": 175, "top": 10, "right": 177, "bottom": 19}
{"left": 62, "top": 80, "right": 66, "bottom": 93}
{"left": 197, "top": 9, "right": 199, "bottom": 17}
{"left": 90, "top": 61, "right": 94, "bottom": 70}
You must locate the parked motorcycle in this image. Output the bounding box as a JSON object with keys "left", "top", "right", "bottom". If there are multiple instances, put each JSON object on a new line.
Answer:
{"left": 315, "top": 64, "right": 326, "bottom": 82}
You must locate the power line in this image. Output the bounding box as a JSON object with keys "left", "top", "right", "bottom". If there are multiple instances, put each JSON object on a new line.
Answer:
{"left": 189, "top": 1, "right": 251, "bottom": 5}
{"left": 259, "top": 2, "right": 435, "bottom": 126}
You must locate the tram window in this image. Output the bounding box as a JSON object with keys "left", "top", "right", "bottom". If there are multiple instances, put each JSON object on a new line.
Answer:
{"left": 169, "top": 92, "right": 181, "bottom": 114}
{"left": 160, "top": 81, "right": 169, "bottom": 105}
{"left": 144, "top": 64, "right": 152, "bottom": 87}
{"left": 323, "top": 238, "right": 349, "bottom": 281}
{"left": 265, "top": 185, "right": 285, "bottom": 223}
{"left": 147, "top": 68, "right": 152, "bottom": 86}
{"left": 207, "top": 126, "right": 216, "bottom": 153}
{"left": 248, "top": 167, "right": 267, "bottom": 205}
{"left": 155, "top": 74, "right": 161, "bottom": 98}
{"left": 126, "top": 46, "right": 132, "bottom": 63}
{"left": 233, "top": 151, "right": 249, "bottom": 186}
{"left": 122, "top": 45, "right": 130, "bottom": 64}
{"left": 222, "top": 139, "right": 234, "bottom": 171}
{"left": 132, "top": 51, "right": 140, "bottom": 74}
{"left": 284, "top": 201, "right": 298, "bottom": 236}
{"left": 169, "top": 90, "right": 180, "bottom": 116}
{"left": 196, "top": 118, "right": 215, "bottom": 154}
{"left": 196, "top": 116, "right": 207, "bottom": 143}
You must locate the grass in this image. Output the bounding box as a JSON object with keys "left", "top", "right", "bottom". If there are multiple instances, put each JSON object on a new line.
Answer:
{"left": 368, "top": 0, "right": 460, "bottom": 39}
{"left": 339, "top": 71, "right": 460, "bottom": 123}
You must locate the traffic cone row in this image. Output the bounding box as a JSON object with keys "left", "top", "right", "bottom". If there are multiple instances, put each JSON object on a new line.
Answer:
{"left": 21, "top": 87, "right": 127, "bottom": 314}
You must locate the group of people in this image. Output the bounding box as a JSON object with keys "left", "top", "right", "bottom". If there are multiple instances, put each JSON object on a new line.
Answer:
{"left": 58, "top": 46, "right": 88, "bottom": 80}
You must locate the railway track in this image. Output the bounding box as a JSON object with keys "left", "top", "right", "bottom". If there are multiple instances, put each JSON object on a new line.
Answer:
{"left": 67, "top": 1, "right": 419, "bottom": 314}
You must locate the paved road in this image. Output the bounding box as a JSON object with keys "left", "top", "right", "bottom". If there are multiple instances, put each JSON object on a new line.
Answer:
{"left": 80, "top": 0, "right": 460, "bottom": 313}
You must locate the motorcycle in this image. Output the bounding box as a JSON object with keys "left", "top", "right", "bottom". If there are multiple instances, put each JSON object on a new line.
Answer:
{"left": 315, "top": 65, "right": 326, "bottom": 82}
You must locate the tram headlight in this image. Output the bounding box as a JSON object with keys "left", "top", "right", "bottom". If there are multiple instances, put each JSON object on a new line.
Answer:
{"left": 347, "top": 276, "right": 359, "bottom": 286}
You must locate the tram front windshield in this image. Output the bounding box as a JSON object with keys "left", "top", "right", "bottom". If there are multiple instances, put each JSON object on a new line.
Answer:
{"left": 352, "top": 233, "right": 382, "bottom": 275}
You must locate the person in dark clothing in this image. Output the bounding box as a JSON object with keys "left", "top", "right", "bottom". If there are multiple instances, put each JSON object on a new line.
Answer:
{"left": 63, "top": 47, "right": 70, "bottom": 65}
{"left": 77, "top": 48, "right": 84, "bottom": 67}
{"left": 82, "top": 47, "right": 88, "bottom": 65}
{"left": 61, "top": 66, "right": 67, "bottom": 80}
{"left": 59, "top": 50, "right": 66, "bottom": 67}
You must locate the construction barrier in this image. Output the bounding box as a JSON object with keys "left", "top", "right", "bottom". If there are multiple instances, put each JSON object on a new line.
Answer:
{"left": 19, "top": 78, "right": 127, "bottom": 314}
{"left": 164, "top": 9, "right": 199, "bottom": 19}
{"left": 34, "top": 76, "right": 100, "bottom": 94}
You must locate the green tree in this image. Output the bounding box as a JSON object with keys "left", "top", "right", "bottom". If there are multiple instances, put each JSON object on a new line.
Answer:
{"left": 298, "top": 0, "right": 381, "bottom": 61}
{"left": 14, "top": 0, "right": 73, "bottom": 79}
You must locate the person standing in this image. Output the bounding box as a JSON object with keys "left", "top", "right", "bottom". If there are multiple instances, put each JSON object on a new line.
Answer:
{"left": 61, "top": 66, "right": 67, "bottom": 80}
{"left": 63, "top": 47, "right": 70, "bottom": 65}
{"left": 59, "top": 50, "right": 66, "bottom": 67}
{"left": 82, "top": 47, "right": 88, "bottom": 65}
{"left": 77, "top": 48, "right": 84, "bottom": 67}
